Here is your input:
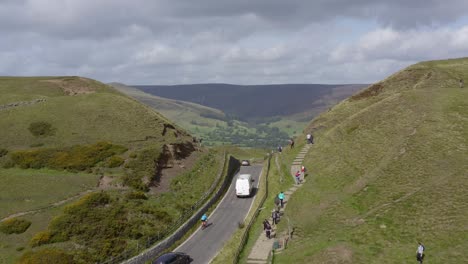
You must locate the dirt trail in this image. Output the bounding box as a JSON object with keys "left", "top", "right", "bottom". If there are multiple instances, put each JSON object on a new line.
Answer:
{"left": 1, "top": 189, "right": 94, "bottom": 222}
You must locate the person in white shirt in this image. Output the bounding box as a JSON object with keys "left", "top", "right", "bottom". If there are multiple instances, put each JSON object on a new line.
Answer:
{"left": 416, "top": 242, "right": 425, "bottom": 263}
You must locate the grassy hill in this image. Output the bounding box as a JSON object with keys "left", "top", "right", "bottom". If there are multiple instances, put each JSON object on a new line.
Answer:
{"left": 0, "top": 77, "right": 227, "bottom": 263}
{"left": 273, "top": 58, "right": 468, "bottom": 263}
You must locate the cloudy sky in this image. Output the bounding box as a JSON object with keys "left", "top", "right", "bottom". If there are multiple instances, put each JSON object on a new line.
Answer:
{"left": 1, "top": 0, "right": 468, "bottom": 84}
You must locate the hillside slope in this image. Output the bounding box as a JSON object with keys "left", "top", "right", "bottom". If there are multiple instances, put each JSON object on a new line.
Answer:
{"left": 0, "top": 77, "right": 227, "bottom": 263}
{"left": 0, "top": 77, "right": 190, "bottom": 150}
{"left": 276, "top": 58, "right": 468, "bottom": 263}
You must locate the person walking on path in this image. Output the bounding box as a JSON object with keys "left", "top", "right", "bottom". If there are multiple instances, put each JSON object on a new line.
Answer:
{"left": 416, "top": 242, "right": 425, "bottom": 264}
{"left": 460, "top": 79, "right": 464, "bottom": 88}
{"left": 263, "top": 219, "right": 272, "bottom": 238}
{"left": 265, "top": 224, "right": 272, "bottom": 239}
{"left": 290, "top": 138, "right": 295, "bottom": 149}
{"left": 274, "top": 196, "right": 281, "bottom": 212}
{"left": 306, "top": 133, "right": 314, "bottom": 144}
{"left": 278, "top": 191, "right": 285, "bottom": 208}
{"left": 301, "top": 165, "right": 307, "bottom": 181}
{"left": 271, "top": 210, "right": 280, "bottom": 225}
{"left": 295, "top": 170, "right": 301, "bottom": 184}
{"left": 278, "top": 145, "right": 282, "bottom": 153}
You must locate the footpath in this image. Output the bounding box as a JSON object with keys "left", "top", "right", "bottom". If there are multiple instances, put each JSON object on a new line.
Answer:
{"left": 245, "top": 144, "right": 311, "bottom": 264}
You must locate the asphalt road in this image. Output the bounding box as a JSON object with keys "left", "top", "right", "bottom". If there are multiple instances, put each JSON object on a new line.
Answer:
{"left": 175, "top": 164, "right": 263, "bottom": 264}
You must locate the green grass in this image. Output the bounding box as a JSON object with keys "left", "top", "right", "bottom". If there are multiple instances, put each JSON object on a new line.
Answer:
{"left": 0, "top": 77, "right": 215, "bottom": 262}
{"left": 273, "top": 57, "right": 468, "bottom": 263}
{"left": 19, "top": 150, "right": 223, "bottom": 263}
{"left": 0, "top": 168, "right": 99, "bottom": 219}
{"left": 0, "top": 207, "right": 64, "bottom": 264}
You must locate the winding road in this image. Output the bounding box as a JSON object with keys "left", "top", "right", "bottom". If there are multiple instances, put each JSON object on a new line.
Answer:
{"left": 175, "top": 164, "right": 263, "bottom": 264}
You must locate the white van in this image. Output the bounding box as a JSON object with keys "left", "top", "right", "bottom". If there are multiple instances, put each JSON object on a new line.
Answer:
{"left": 236, "top": 174, "right": 253, "bottom": 197}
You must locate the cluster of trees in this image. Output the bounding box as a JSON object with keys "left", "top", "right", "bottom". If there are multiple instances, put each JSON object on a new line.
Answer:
{"left": 204, "top": 123, "right": 289, "bottom": 149}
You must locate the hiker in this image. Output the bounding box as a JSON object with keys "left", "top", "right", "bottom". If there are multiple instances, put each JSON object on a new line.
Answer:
{"left": 263, "top": 219, "right": 272, "bottom": 238}
{"left": 278, "top": 145, "right": 282, "bottom": 153}
{"left": 301, "top": 165, "right": 307, "bottom": 180}
{"left": 272, "top": 209, "right": 280, "bottom": 225}
{"left": 290, "top": 138, "right": 295, "bottom": 149}
{"left": 416, "top": 242, "right": 425, "bottom": 264}
{"left": 274, "top": 195, "right": 281, "bottom": 211}
{"left": 278, "top": 191, "right": 285, "bottom": 208}
{"left": 265, "top": 223, "right": 272, "bottom": 239}
{"left": 306, "top": 133, "right": 314, "bottom": 144}
{"left": 460, "top": 79, "right": 464, "bottom": 88}
{"left": 295, "top": 170, "right": 301, "bottom": 184}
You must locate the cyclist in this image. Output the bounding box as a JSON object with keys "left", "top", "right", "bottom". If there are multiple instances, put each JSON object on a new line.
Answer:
{"left": 201, "top": 213, "right": 208, "bottom": 229}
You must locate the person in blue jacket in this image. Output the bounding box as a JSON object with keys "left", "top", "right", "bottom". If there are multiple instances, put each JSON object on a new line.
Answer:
{"left": 278, "top": 192, "right": 285, "bottom": 208}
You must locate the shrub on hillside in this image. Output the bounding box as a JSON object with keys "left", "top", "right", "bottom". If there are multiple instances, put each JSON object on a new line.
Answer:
{"left": 106, "top": 156, "right": 124, "bottom": 168}
{"left": 29, "top": 231, "right": 52, "bottom": 247}
{"left": 0, "top": 218, "right": 31, "bottom": 234}
{"left": 19, "top": 248, "right": 74, "bottom": 264}
{"left": 10, "top": 142, "right": 127, "bottom": 171}
{"left": 0, "top": 148, "right": 8, "bottom": 157}
{"left": 28, "top": 121, "right": 55, "bottom": 137}
{"left": 123, "top": 147, "right": 162, "bottom": 191}
{"left": 126, "top": 191, "right": 148, "bottom": 200}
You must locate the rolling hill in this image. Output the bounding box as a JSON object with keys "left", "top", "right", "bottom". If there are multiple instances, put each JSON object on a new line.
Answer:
{"left": 0, "top": 77, "right": 226, "bottom": 263}
{"left": 274, "top": 58, "right": 468, "bottom": 263}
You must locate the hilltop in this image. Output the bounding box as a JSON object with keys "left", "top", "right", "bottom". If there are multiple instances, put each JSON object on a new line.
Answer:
{"left": 274, "top": 58, "right": 468, "bottom": 263}
{"left": 0, "top": 77, "right": 226, "bottom": 263}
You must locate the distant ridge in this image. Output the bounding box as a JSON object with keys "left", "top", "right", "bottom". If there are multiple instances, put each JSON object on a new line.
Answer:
{"left": 134, "top": 83, "right": 365, "bottom": 120}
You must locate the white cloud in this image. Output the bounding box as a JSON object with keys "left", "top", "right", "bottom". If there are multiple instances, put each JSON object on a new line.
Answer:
{"left": 1, "top": 1, "right": 468, "bottom": 84}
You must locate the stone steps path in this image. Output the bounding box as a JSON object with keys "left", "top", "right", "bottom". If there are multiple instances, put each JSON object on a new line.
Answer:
{"left": 245, "top": 144, "right": 311, "bottom": 264}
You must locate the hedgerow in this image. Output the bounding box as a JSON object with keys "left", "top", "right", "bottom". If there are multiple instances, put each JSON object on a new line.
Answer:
{"left": 10, "top": 142, "right": 127, "bottom": 171}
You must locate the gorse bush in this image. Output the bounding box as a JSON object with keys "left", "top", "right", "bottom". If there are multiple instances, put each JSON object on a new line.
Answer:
{"left": 31, "top": 191, "right": 174, "bottom": 262}
{"left": 125, "top": 191, "right": 148, "bottom": 200}
{"left": 10, "top": 142, "right": 127, "bottom": 171}
{"left": 29, "top": 231, "right": 52, "bottom": 247}
{"left": 0, "top": 218, "right": 31, "bottom": 234}
{"left": 107, "top": 155, "right": 124, "bottom": 168}
{"left": 19, "top": 248, "right": 74, "bottom": 264}
{"left": 28, "top": 121, "right": 55, "bottom": 137}
{"left": 123, "top": 147, "right": 162, "bottom": 191}
{"left": 0, "top": 148, "right": 8, "bottom": 157}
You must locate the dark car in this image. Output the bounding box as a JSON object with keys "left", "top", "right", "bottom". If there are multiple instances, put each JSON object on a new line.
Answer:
{"left": 152, "top": 252, "right": 192, "bottom": 264}
{"left": 241, "top": 160, "right": 250, "bottom": 166}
